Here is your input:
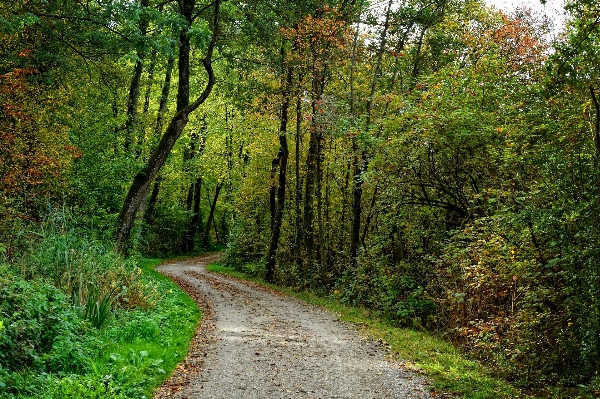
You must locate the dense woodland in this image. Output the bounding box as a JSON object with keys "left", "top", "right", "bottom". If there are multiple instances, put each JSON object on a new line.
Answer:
{"left": 2, "top": 0, "right": 600, "bottom": 395}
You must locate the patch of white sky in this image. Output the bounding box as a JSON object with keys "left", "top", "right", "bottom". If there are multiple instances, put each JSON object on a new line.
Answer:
{"left": 484, "top": 0, "right": 568, "bottom": 39}
{"left": 368, "top": 0, "right": 569, "bottom": 37}
{"left": 363, "top": 0, "right": 571, "bottom": 46}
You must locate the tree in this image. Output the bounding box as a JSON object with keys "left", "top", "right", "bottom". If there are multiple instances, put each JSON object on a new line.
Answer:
{"left": 115, "top": 0, "right": 221, "bottom": 253}
{"left": 265, "top": 56, "right": 292, "bottom": 283}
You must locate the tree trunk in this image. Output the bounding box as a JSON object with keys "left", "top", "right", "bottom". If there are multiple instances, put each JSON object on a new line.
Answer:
{"left": 269, "top": 155, "right": 279, "bottom": 230}
{"left": 361, "top": 184, "right": 379, "bottom": 248}
{"left": 115, "top": 0, "right": 220, "bottom": 254}
{"left": 184, "top": 177, "right": 203, "bottom": 252}
{"left": 265, "top": 62, "right": 292, "bottom": 283}
{"left": 303, "top": 64, "right": 326, "bottom": 268}
{"left": 144, "top": 174, "right": 162, "bottom": 225}
{"left": 155, "top": 55, "right": 175, "bottom": 139}
{"left": 123, "top": 0, "right": 150, "bottom": 154}
{"left": 182, "top": 124, "right": 206, "bottom": 252}
{"left": 316, "top": 130, "right": 326, "bottom": 281}
{"left": 143, "top": 47, "right": 158, "bottom": 114}
{"left": 350, "top": 0, "right": 392, "bottom": 261}
{"left": 294, "top": 83, "right": 303, "bottom": 276}
{"left": 136, "top": 54, "right": 174, "bottom": 227}
{"left": 590, "top": 85, "right": 600, "bottom": 156}
{"left": 202, "top": 182, "right": 223, "bottom": 249}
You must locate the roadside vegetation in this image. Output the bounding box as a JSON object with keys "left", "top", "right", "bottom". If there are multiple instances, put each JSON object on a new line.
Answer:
{"left": 0, "top": 212, "right": 199, "bottom": 399}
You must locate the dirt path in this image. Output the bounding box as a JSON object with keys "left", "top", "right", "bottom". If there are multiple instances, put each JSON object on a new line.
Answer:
{"left": 154, "top": 254, "right": 432, "bottom": 399}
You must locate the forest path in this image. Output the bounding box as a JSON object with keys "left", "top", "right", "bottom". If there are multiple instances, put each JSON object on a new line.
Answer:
{"left": 153, "top": 254, "right": 432, "bottom": 399}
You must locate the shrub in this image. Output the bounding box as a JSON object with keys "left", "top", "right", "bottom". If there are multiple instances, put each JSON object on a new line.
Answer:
{"left": 0, "top": 268, "right": 93, "bottom": 375}
{"left": 340, "top": 256, "right": 435, "bottom": 328}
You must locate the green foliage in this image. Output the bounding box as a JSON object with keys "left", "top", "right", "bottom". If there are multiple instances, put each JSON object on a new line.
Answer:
{"left": 0, "top": 256, "right": 199, "bottom": 399}
{"left": 339, "top": 255, "right": 436, "bottom": 328}
{"left": 15, "top": 207, "right": 152, "bottom": 317}
{"left": 0, "top": 202, "right": 199, "bottom": 398}
{"left": 0, "top": 270, "right": 93, "bottom": 376}
{"left": 3, "top": 0, "right": 600, "bottom": 395}
{"left": 77, "top": 282, "right": 122, "bottom": 329}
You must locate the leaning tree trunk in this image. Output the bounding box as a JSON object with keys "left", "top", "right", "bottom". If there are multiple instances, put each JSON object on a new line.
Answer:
{"left": 265, "top": 62, "right": 292, "bottom": 283}
{"left": 115, "top": 0, "right": 220, "bottom": 254}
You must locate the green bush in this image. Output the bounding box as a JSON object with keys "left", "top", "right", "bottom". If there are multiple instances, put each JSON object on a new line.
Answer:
{"left": 0, "top": 270, "right": 95, "bottom": 379}
{"left": 340, "top": 257, "right": 435, "bottom": 328}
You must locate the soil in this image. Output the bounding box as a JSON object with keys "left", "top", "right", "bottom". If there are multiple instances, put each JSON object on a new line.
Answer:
{"left": 153, "top": 254, "right": 432, "bottom": 399}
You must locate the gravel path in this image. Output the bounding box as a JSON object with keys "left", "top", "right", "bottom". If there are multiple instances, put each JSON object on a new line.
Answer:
{"left": 154, "top": 254, "right": 432, "bottom": 399}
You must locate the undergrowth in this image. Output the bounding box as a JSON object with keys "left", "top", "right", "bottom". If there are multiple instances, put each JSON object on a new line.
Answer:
{"left": 0, "top": 258, "right": 199, "bottom": 399}
{"left": 0, "top": 207, "right": 200, "bottom": 399}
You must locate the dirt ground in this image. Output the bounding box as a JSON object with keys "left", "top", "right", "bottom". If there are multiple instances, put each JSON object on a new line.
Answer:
{"left": 153, "top": 254, "right": 432, "bottom": 399}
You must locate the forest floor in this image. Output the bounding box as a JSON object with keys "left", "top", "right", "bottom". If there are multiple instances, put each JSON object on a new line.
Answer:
{"left": 152, "top": 253, "right": 433, "bottom": 399}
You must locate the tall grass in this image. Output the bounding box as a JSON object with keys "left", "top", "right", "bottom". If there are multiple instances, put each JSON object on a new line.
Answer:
{"left": 11, "top": 205, "right": 152, "bottom": 326}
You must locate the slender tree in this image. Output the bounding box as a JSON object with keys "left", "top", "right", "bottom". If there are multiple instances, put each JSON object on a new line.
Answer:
{"left": 265, "top": 56, "right": 293, "bottom": 283}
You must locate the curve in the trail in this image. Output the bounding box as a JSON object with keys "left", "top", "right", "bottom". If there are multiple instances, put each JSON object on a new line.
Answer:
{"left": 154, "top": 255, "right": 432, "bottom": 399}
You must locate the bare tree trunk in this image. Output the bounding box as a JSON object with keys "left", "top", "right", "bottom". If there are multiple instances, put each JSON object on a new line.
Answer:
{"left": 269, "top": 157, "right": 279, "bottom": 230}
{"left": 155, "top": 55, "right": 175, "bottom": 140}
{"left": 361, "top": 184, "right": 379, "bottom": 248}
{"left": 185, "top": 177, "right": 203, "bottom": 251}
{"left": 115, "top": 0, "right": 220, "bottom": 254}
{"left": 182, "top": 122, "right": 206, "bottom": 252}
{"left": 294, "top": 84, "right": 303, "bottom": 277}
{"left": 590, "top": 85, "right": 600, "bottom": 156}
{"left": 303, "top": 64, "right": 326, "bottom": 269}
{"left": 316, "top": 130, "right": 326, "bottom": 281}
{"left": 143, "top": 47, "right": 158, "bottom": 114}
{"left": 136, "top": 53, "right": 174, "bottom": 229}
{"left": 337, "top": 160, "right": 351, "bottom": 259}
{"left": 124, "top": 0, "right": 150, "bottom": 154}
{"left": 144, "top": 174, "right": 162, "bottom": 225}
{"left": 303, "top": 126, "right": 318, "bottom": 264}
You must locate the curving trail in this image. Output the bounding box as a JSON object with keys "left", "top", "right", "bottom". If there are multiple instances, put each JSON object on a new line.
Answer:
{"left": 153, "top": 254, "right": 432, "bottom": 399}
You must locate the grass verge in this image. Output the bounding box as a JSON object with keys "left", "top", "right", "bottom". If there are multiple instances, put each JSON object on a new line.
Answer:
{"left": 206, "top": 262, "right": 538, "bottom": 399}
{"left": 1, "top": 258, "right": 200, "bottom": 399}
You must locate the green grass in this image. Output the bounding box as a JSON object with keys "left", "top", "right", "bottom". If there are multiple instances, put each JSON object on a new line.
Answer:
{"left": 2, "top": 258, "right": 200, "bottom": 399}
{"left": 206, "top": 262, "right": 536, "bottom": 399}
{"left": 91, "top": 257, "right": 200, "bottom": 398}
